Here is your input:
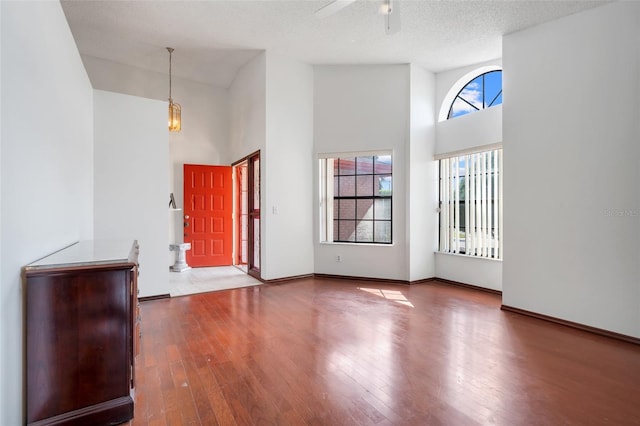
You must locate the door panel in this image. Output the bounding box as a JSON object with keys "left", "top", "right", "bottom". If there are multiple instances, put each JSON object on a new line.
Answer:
{"left": 235, "top": 163, "right": 248, "bottom": 266}
{"left": 184, "top": 164, "right": 233, "bottom": 267}
{"left": 247, "top": 154, "right": 260, "bottom": 277}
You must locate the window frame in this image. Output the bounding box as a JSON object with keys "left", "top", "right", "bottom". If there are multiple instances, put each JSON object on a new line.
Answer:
{"left": 437, "top": 65, "right": 502, "bottom": 122}
{"left": 447, "top": 70, "right": 503, "bottom": 120}
{"left": 438, "top": 147, "right": 503, "bottom": 260}
{"left": 319, "top": 152, "right": 393, "bottom": 245}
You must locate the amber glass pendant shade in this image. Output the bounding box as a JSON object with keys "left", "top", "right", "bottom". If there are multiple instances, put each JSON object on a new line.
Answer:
{"left": 166, "top": 47, "right": 181, "bottom": 132}
{"left": 168, "top": 100, "right": 181, "bottom": 132}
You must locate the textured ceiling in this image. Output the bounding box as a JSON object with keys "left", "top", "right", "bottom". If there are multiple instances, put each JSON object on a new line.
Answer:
{"left": 61, "top": 0, "right": 608, "bottom": 88}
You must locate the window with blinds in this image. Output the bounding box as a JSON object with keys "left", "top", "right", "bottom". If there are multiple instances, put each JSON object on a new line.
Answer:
{"left": 438, "top": 148, "right": 503, "bottom": 259}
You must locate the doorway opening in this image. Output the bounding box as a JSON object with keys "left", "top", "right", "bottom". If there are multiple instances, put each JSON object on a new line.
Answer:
{"left": 234, "top": 161, "right": 248, "bottom": 273}
{"left": 233, "top": 151, "right": 260, "bottom": 280}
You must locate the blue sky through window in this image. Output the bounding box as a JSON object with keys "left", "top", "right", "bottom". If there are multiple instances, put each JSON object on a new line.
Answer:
{"left": 449, "top": 71, "right": 502, "bottom": 119}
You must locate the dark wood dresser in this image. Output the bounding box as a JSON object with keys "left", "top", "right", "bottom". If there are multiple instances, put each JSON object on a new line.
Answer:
{"left": 24, "top": 240, "right": 140, "bottom": 426}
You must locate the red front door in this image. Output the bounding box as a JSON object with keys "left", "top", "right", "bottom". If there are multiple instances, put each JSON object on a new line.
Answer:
{"left": 183, "top": 164, "right": 233, "bottom": 267}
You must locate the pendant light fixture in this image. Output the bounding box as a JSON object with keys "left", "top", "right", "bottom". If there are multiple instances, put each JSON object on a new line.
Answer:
{"left": 166, "top": 47, "right": 181, "bottom": 132}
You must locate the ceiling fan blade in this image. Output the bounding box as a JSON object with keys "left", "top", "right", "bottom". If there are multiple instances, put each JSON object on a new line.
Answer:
{"left": 315, "top": 0, "right": 358, "bottom": 19}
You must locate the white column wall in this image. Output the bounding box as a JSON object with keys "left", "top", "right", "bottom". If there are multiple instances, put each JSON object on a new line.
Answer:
{"left": 0, "top": 3, "right": 94, "bottom": 424}
{"left": 503, "top": 1, "right": 640, "bottom": 337}
{"left": 408, "top": 65, "right": 437, "bottom": 281}
{"left": 263, "top": 53, "right": 314, "bottom": 280}
{"left": 313, "top": 65, "right": 409, "bottom": 281}
{"left": 93, "top": 90, "right": 169, "bottom": 298}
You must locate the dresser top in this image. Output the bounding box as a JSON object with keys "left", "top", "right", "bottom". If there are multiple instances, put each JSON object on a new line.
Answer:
{"left": 25, "top": 240, "right": 138, "bottom": 271}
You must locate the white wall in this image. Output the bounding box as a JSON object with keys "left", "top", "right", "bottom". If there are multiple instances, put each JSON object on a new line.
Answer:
{"left": 314, "top": 65, "right": 409, "bottom": 280}
{"left": 408, "top": 64, "right": 437, "bottom": 281}
{"left": 228, "top": 52, "right": 315, "bottom": 280}
{"left": 93, "top": 90, "right": 169, "bottom": 297}
{"left": 433, "top": 61, "right": 504, "bottom": 290}
{"left": 263, "top": 53, "right": 314, "bottom": 280}
{"left": 228, "top": 53, "right": 266, "bottom": 276}
{"left": 435, "top": 253, "right": 502, "bottom": 292}
{"left": 434, "top": 59, "right": 502, "bottom": 157}
{"left": 0, "top": 2, "right": 94, "bottom": 424}
{"left": 435, "top": 105, "right": 502, "bottom": 156}
{"left": 503, "top": 2, "right": 640, "bottom": 337}
{"left": 82, "top": 55, "right": 229, "bottom": 247}
{"left": 227, "top": 52, "right": 266, "bottom": 164}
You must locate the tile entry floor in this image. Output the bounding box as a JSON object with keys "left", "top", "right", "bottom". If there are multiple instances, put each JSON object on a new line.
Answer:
{"left": 169, "top": 266, "right": 261, "bottom": 297}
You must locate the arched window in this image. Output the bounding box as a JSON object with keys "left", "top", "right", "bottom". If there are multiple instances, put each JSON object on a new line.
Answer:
{"left": 448, "top": 70, "right": 502, "bottom": 119}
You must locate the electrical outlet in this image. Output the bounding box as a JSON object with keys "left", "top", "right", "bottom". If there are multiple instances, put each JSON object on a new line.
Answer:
{"left": 336, "top": 255, "right": 342, "bottom": 262}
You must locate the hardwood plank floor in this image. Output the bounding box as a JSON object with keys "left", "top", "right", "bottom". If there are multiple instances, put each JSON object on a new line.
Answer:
{"left": 127, "top": 278, "right": 640, "bottom": 425}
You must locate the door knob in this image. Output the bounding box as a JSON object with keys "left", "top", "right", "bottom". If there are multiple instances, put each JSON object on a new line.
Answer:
{"left": 184, "top": 215, "right": 190, "bottom": 219}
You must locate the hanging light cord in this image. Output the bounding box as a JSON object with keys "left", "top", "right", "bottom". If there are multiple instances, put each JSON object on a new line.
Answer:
{"left": 167, "top": 47, "right": 174, "bottom": 102}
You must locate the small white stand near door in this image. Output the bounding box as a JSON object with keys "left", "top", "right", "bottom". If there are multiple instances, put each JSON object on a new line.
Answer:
{"left": 169, "top": 243, "right": 191, "bottom": 272}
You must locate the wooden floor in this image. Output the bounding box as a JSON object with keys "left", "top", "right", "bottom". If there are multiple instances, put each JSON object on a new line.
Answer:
{"left": 128, "top": 278, "right": 640, "bottom": 425}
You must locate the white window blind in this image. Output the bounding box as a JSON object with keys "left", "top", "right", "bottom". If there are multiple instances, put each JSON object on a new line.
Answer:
{"left": 439, "top": 148, "right": 503, "bottom": 260}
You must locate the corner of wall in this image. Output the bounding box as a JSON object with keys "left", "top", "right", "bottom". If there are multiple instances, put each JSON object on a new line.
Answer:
{"left": 263, "top": 52, "right": 314, "bottom": 280}
{"left": 502, "top": 1, "right": 639, "bottom": 337}
{"left": 1, "top": 2, "right": 95, "bottom": 424}
{"left": 407, "top": 64, "right": 437, "bottom": 281}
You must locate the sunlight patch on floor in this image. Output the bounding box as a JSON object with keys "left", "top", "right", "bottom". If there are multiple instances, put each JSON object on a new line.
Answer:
{"left": 358, "top": 287, "right": 414, "bottom": 308}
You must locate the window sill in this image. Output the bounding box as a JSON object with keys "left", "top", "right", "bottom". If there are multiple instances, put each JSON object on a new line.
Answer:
{"left": 320, "top": 241, "right": 395, "bottom": 247}
{"left": 435, "top": 251, "right": 502, "bottom": 262}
